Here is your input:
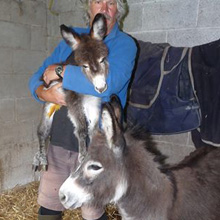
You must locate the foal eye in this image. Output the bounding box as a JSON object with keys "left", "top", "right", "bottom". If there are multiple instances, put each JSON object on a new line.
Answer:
{"left": 88, "top": 164, "right": 102, "bottom": 170}
{"left": 100, "top": 58, "right": 105, "bottom": 63}
{"left": 83, "top": 64, "right": 89, "bottom": 69}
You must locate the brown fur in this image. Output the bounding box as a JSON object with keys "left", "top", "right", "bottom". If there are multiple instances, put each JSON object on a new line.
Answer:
{"left": 33, "top": 14, "right": 108, "bottom": 171}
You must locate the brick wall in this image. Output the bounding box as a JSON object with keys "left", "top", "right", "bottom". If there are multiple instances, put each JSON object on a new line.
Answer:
{"left": 125, "top": 0, "right": 220, "bottom": 47}
{"left": 0, "top": 0, "right": 47, "bottom": 191}
{"left": 0, "top": 0, "right": 219, "bottom": 190}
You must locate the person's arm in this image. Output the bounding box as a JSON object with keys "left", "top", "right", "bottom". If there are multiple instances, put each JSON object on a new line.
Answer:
{"left": 62, "top": 35, "right": 137, "bottom": 106}
{"left": 35, "top": 83, "right": 66, "bottom": 105}
{"left": 28, "top": 40, "right": 70, "bottom": 104}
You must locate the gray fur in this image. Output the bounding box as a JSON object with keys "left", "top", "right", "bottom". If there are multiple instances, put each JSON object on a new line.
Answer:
{"left": 59, "top": 99, "right": 220, "bottom": 220}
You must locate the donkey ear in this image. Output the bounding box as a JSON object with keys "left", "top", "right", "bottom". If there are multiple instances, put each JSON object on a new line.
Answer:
{"left": 110, "top": 95, "right": 123, "bottom": 126}
{"left": 101, "top": 103, "right": 125, "bottom": 155}
{"left": 101, "top": 103, "right": 114, "bottom": 149}
{"left": 60, "top": 24, "right": 80, "bottom": 50}
{"left": 90, "top": 13, "right": 107, "bottom": 40}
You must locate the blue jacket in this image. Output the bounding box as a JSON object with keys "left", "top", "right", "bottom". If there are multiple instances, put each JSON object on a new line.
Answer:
{"left": 29, "top": 23, "right": 137, "bottom": 108}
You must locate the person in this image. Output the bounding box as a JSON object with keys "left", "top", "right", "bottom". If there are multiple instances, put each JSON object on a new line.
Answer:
{"left": 29, "top": 0, "right": 137, "bottom": 219}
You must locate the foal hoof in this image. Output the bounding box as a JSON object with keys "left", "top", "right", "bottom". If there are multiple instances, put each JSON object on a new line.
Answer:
{"left": 32, "top": 151, "right": 48, "bottom": 172}
{"left": 32, "top": 164, "right": 48, "bottom": 172}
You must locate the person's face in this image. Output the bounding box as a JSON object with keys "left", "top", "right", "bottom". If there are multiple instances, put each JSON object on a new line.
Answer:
{"left": 89, "top": 0, "right": 118, "bottom": 35}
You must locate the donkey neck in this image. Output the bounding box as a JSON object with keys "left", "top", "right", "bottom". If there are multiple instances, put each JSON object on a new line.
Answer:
{"left": 117, "top": 137, "right": 174, "bottom": 220}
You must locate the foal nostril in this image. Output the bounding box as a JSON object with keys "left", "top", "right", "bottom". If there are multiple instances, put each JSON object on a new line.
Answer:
{"left": 95, "top": 87, "right": 102, "bottom": 93}
{"left": 95, "top": 84, "right": 107, "bottom": 94}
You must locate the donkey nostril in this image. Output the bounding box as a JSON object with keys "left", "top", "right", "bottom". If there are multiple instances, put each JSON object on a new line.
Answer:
{"left": 103, "top": 84, "right": 107, "bottom": 92}
{"left": 95, "top": 84, "right": 107, "bottom": 94}
{"left": 95, "top": 87, "right": 102, "bottom": 94}
{"left": 59, "top": 192, "right": 67, "bottom": 203}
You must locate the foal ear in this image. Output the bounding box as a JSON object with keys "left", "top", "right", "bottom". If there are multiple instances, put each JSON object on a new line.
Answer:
{"left": 60, "top": 24, "right": 80, "bottom": 50}
{"left": 90, "top": 13, "right": 107, "bottom": 40}
{"left": 101, "top": 103, "right": 125, "bottom": 154}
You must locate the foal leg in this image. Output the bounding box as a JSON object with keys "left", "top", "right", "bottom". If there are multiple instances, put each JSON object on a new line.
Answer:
{"left": 67, "top": 108, "right": 88, "bottom": 163}
{"left": 33, "top": 103, "right": 56, "bottom": 171}
{"left": 66, "top": 92, "right": 89, "bottom": 162}
{"left": 83, "top": 96, "right": 100, "bottom": 142}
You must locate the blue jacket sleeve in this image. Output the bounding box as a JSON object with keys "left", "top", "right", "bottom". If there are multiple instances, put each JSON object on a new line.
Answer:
{"left": 62, "top": 35, "right": 137, "bottom": 106}
{"left": 28, "top": 41, "right": 67, "bottom": 103}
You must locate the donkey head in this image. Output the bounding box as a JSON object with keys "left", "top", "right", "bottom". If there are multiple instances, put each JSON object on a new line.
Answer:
{"left": 59, "top": 96, "right": 128, "bottom": 209}
{"left": 60, "top": 13, "right": 109, "bottom": 93}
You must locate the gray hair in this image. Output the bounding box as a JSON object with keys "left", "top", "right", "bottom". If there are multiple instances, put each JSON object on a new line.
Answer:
{"left": 80, "top": 0, "right": 128, "bottom": 26}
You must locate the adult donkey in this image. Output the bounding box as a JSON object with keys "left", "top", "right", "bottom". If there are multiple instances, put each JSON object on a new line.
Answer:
{"left": 33, "top": 13, "right": 108, "bottom": 171}
{"left": 59, "top": 96, "right": 220, "bottom": 220}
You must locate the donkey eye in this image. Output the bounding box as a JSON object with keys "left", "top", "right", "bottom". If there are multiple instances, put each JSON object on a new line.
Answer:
{"left": 100, "top": 57, "right": 105, "bottom": 63}
{"left": 83, "top": 64, "right": 89, "bottom": 69}
{"left": 88, "top": 164, "right": 102, "bottom": 171}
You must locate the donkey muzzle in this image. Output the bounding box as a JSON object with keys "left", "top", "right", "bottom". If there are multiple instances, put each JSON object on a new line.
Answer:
{"left": 93, "top": 75, "right": 107, "bottom": 93}
{"left": 95, "top": 83, "right": 107, "bottom": 93}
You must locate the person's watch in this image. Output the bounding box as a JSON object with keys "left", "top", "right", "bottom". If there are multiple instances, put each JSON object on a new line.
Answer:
{"left": 55, "top": 65, "right": 63, "bottom": 79}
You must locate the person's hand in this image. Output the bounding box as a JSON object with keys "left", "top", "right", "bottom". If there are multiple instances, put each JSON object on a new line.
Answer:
{"left": 36, "top": 83, "right": 66, "bottom": 106}
{"left": 43, "top": 65, "right": 65, "bottom": 85}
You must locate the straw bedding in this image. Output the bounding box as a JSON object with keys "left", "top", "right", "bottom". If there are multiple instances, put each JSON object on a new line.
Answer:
{"left": 0, "top": 181, "right": 121, "bottom": 220}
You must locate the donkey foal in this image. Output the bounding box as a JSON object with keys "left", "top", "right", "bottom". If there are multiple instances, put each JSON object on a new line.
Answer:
{"left": 33, "top": 14, "right": 108, "bottom": 171}
{"left": 59, "top": 97, "right": 220, "bottom": 220}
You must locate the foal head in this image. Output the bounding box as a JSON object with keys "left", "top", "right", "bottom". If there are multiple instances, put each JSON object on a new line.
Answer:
{"left": 61, "top": 13, "right": 109, "bottom": 93}
{"left": 59, "top": 96, "right": 128, "bottom": 209}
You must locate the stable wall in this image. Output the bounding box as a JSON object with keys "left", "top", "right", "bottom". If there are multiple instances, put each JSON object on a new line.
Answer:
{"left": 0, "top": 0, "right": 47, "bottom": 191}
{"left": 0, "top": 0, "right": 219, "bottom": 191}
